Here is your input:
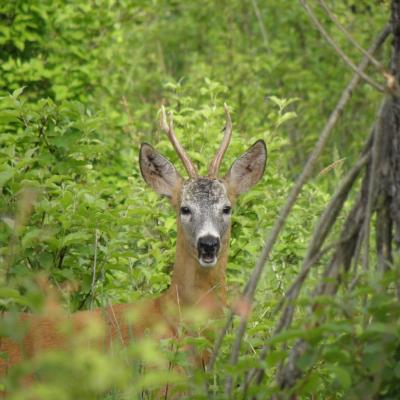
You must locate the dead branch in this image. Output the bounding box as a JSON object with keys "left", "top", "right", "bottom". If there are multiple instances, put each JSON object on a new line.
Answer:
{"left": 318, "top": 0, "right": 388, "bottom": 75}
{"left": 222, "top": 22, "right": 390, "bottom": 399}
{"left": 300, "top": 0, "right": 385, "bottom": 93}
{"left": 275, "top": 149, "right": 371, "bottom": 314}
{"left": 251, "top": 0, "right": 271, "bottom": 53}
{"left": 361, "top": 101, "right": 387, "bottom": 275}
{"left": 276, "top": 165, "right": 371, "bottom": 389}
{"left": 275, "top": 153, "right": 372, "bottom": 390}
{"left": 240, "top": 25, "right": 390, "bottom": 396}
{"left": 270, "top": 6, "right": 400, "bottom": 391}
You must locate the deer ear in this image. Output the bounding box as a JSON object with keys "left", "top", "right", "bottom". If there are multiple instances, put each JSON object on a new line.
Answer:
{"left": 224, "top": 140, "right": 267, "bottom": 196}
{"left": 139, "top": 143, "right": 182, "bottom": 197}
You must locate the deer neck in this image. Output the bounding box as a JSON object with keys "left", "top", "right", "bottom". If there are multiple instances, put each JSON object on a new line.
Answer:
{"left": 167, "top": 228, "right": 228, "bottom": 311}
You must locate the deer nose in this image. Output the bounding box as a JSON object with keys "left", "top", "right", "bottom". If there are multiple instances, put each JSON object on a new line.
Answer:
{"left": 197, "top": 235, "right": 220, "bottom": 254}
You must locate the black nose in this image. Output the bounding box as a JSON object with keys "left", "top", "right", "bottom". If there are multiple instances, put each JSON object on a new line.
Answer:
{"left": 197, "top": 235, "right": 220, "bottom": 254}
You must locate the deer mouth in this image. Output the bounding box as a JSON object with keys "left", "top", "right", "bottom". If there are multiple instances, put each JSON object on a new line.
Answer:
{"left": 198, "top": 252, "right": 218, "bottom": 267}
{"left": 199, "top": 254, "right": 218, "bottom": 267}
{"left": 197, "top": 235, "right": 220, "bottom": 268}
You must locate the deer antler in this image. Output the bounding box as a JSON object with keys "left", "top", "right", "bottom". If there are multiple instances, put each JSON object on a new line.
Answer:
{"left": 208, "top": 103, "right": 233, "bottom": 178}
{"left": 160, "top": 105, "right": 198, "bottom": 179}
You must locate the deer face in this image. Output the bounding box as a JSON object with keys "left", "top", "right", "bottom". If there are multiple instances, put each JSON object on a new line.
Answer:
{"left": 139, "top": 139, "right": 266, "bottom": 268}
{"left": 179, "top": 178, "right": 231, "bottom": 267}
{"left": 139, "top": 105, "right": 267, "bottom": 268}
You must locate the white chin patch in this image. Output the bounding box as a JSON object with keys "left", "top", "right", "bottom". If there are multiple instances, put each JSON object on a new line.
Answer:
{"left": 199, "top": 256, "right": 217, "bottom": 267}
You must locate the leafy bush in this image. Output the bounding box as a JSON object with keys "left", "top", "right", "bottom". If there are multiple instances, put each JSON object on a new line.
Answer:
{"left": 1, "top": 1, "right": 399, "bottom": 399}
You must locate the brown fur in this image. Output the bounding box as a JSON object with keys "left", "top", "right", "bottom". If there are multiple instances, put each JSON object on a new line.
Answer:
{"left": 0, "top": 213, "right": 228, "bottom": 378}
{"left": 0, "top": 135, "right": 266, "bottom": 393}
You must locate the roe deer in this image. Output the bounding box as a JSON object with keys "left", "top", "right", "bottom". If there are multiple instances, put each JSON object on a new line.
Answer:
{"left": 0, "top": 104, "right": 267, "bottom": 380}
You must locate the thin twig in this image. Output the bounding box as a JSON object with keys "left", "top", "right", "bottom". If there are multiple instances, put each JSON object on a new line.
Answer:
{"left": 207, "top": 313, "right": 234, "bottom": 370}
{"left": 318, "top": 0, "right": 398, "bottom": 94}
{"left": 175, "top": 284, "right": 182, "bottom": 324}
{"left": 362, "top": 102, "right": 386, "bottom": 275}
{"left": 194, "top": 283, "right": 220, "bottom": 307}
{"left": 90, "top": 229, "right": 99, "bottom": 308}
{"left": 275, "top": 149, "right": 371, "bottom": 313}
{"left": 318, "top": 0, "right": 388, "bottom": 74}
{"left": 4, "top": 188, "right": 37, "bottom": 281}
{"left": 57, "top": 246, "right": 67, "bottom": 270}
{"left": 222, "top": 25, "right": 390, "bottom": 395}
{"left": 347, "top": 127, "right": 375, "bottom": 286}
{"left": 300, "top": 0, "right": 385, "bottom": 93}
{"left": 242, "top": 241, "right": 337, "bottom": 393}
{"left": 244, "top": 151, "right": 371, "bottom": 391}
{"left": 273, "top": 124, "right": 383, "bottom": 391}
{"left": 251, "top": 0, "right": 271, "bottom": 53}
{"left": 276, "top": 195, "right": 369, "bottom": 390}
{"left": 206, "top": 24, "right": 390, "bottom": 394}
{"left": 121, "top": 96, "right": 136, "bottom": 140}
{"left": 107, "top": 303, "right": 125, "bottom": 347}
{"left": 272, "top": 182, "right": 370, "bottom": 390}
{"left": 242, "top": 26, "right": 390, "bottom": 396}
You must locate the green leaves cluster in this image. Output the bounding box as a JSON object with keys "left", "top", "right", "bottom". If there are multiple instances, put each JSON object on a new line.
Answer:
{"left": 1, "top": 1, "right": 399, "bottom": 399}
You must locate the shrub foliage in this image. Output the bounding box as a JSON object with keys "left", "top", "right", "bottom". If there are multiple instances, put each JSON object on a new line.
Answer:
{"left": 0, "top": 1, "right": 399, "bottom": 399}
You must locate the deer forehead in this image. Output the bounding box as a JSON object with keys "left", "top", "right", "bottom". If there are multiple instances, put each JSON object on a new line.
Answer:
{"left": 181, "top": 178, "right": 229, "bottom": 207}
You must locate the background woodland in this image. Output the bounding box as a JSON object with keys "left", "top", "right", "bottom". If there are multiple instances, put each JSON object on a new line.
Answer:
{"left": 1, "top": 1, "right": 399, "bottom": 399}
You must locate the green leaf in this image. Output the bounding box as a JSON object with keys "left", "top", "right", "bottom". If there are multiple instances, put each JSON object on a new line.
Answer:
{"left": 276, "top": 111, "right": 297, "bottom": 127}
{"left": 267, "top": 329, "right": 304, "bottom": 345}
{"left": 61, "top": 231, "right": 91, "bottom": 246}
{"left": 329, "top": 365, "right": 352, "bottom": 389}
{"left": 0, "top": 169, "right": 14, "bottom": 187}
{"left": 0, "top": 109, "right": 19, "bottom": 123}
{"left": 0, "top": 288, "right": 21, "bottom": 299}
{"left": 12, "top": 87, "right": 26, "bottom": 98}
{"left": 21, "top": 228, "right": 42, "bottom": 248}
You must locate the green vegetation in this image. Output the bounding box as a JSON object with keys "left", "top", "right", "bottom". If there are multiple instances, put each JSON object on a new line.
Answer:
{"left": 1, "top": 1, "right": 399, "bottom": 399}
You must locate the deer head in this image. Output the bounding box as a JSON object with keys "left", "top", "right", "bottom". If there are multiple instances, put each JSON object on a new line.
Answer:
{"left": 0, "top": 106, "right": 267, "bottom": 380}
{"left": 139, "top": 105, "right": 267, "bottom": 270}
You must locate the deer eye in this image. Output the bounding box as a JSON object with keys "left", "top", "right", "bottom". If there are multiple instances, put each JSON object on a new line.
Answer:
{"left": 180, "top": 206, "right": 191, "bottom": 216}
{"left": 222, "top": 206, "right": 232, "bottom": 215}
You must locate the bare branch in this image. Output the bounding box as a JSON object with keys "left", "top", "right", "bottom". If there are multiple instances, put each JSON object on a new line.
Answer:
{"left": 361, "top": 102, "right": 386, "bottom": 275}
{"left": 234, "top": 26, "right": 389, "bottom": 395}
{"left": 207, "top": 313, "right": 234, "bottom": 370}
{"left": 223, "top": 26, "right": 390, "bottom": 393}
{"left": 271, "top": 92, "right": 395, "bottom": 392}
{"left": 318, "top": 1, "right": 387, "bottom": 73}
{"left": 90, "top": 229, "right": 99, "bottom": 308}
{"left": 300, "top": 0, "right": 385, "bottom": 93}
{"left": 276, "top": 188, "right": 370, "bottom": 389}
{"left": 318, "top": 0, "right": 398, "bottom": 93}
{"left": 251, "top": 0, "right": 271, "bottom": 52}
{"left": 207, "top": 25, "right": 390, "bottom": 392}
{"left": 275, "top": 150, "right": 371, "bottom": 315}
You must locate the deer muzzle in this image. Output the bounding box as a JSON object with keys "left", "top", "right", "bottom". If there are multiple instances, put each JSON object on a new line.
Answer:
{"left": 197, "top": 235, "right": 220, "bottom": 267}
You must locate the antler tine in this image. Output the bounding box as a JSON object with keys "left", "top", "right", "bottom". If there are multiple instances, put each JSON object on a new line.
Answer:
{"left": 160, "top": 105, "right": 198, "bottom": 179}
{"left": 208, "top": 103, "right": 233, "bottom": 177}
